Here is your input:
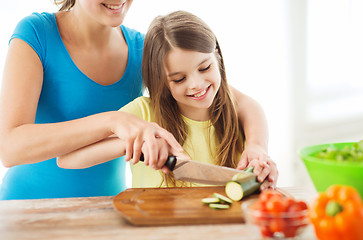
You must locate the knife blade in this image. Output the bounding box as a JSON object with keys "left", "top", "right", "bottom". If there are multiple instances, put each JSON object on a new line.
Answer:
{"left": 139, "top": 154, "right": 255, "bottom": 185}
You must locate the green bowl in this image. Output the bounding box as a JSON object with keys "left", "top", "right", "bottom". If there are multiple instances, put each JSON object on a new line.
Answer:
{"left": 299, "top": 142, "right": 363, "bottom": 198}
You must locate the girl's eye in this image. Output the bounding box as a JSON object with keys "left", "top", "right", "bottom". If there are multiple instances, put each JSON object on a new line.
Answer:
{"left": 173, "top": 77, "right": 185, "bottom": 83}
{"left": 200, "top": 64, "right": 211, "bottom": 72}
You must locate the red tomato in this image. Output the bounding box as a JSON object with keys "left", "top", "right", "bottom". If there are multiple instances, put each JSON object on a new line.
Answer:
{"left": 259, "top": 225, "right": 273, "bottom": 237}
{"left": 283, "top": 226, "right": 299, "bottom": 238}
{"left": 265, "top": 195, "right": 287, "bottom": 214}
{"left": 252, "top": 190, "right": 308, "bottom": 238}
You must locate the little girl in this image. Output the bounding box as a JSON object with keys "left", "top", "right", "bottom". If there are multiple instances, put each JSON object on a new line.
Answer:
{"left": 58, "top": 11, "right": 278, "bottom": 190}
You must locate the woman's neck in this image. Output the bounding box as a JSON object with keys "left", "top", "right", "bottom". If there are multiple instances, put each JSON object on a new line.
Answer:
{"left": 56, "top": 10, "right": 120, "bottom": 49}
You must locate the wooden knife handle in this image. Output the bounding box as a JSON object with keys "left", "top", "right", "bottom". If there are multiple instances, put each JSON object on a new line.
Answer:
{"left": 139, "top": 154, "right": 177, "bottom": 171}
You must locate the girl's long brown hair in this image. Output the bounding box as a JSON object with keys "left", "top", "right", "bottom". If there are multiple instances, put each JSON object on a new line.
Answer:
{"left": 142, "top": 11, "right": 244, "bottom": 184}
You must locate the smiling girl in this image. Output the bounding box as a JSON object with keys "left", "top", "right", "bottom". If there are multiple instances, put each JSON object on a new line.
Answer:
{"left": 58, "top": 10, "right": 278, "bottom": 190}
{"left": 126, "top": 11, "right": 278, "bottom": 189}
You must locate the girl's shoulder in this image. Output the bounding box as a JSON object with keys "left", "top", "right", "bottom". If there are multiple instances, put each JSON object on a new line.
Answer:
{"left": 123, "top": 96, "right": 151, "bottom": 111}
{"left": 120, "top": 96, "right": 155, "bottom": 122}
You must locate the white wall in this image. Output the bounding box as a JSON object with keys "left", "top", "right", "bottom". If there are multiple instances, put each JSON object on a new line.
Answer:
{"left": 1, "top": 0, "right": 362, "bottom": 189}
{"left": 124, "top": 1, "right": 293, "bottom": 187}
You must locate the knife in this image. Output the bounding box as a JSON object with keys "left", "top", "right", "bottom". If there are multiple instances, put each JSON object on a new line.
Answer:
{"left": 139, "top": 154, "right": 255, "bottom": 185}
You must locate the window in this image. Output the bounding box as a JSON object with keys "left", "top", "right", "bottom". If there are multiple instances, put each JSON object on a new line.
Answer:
{"left": 307, "top": 0, "right": 363, "bottom": 125}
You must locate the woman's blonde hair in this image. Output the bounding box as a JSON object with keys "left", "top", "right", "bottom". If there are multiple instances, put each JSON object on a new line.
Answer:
{"left": 142, "top": 10, "right": 244, "bottom": 176}
{"left": 53, "top": 0, "right": 75, "bottom": 11}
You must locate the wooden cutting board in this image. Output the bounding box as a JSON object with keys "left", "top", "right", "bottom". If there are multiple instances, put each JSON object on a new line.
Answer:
{"left": 113, "top": 186, "right": 258, "bottom": 226}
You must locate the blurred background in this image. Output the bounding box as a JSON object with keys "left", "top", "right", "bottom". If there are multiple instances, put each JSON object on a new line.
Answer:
{"left": 0, "top": 0, "right": 362, "bottom": 189}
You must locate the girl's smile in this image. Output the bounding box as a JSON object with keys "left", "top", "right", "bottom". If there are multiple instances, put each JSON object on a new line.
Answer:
{"left": 187, "top": 85, "right": 211, "bottom": 100}
{"left": 165, "top": 48, "right": 221, "bottom": 121}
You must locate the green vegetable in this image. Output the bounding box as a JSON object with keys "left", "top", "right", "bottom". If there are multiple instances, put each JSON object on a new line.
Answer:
{"left": 225, "top": 167, "right": 261, "bottom": 201}
{"left": 225, "top": 181, "right": 259, "bottom": 201}
{"left": 209, "top": 203, "right": 230, "bottom": 209}
{"left": 232, "top": 166, "right": 254, "bottom": 182}
{"left": 225, "top": 179, "right": 260, "bottom": 201}
{"left": 201, "top": 193, "right": 231, "bottom": 210}
{"left": 314, "top": 140, "right": 363, "bottom": 162}
{"left": 213, "top": 193, "right": 232, "bottom": 204}
{"left": 201, "top": 197, "right": 220, "bottom": 204}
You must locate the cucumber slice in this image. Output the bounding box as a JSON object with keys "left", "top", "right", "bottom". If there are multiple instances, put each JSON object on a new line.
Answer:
{"left": 213, "top": 193, "right": 232, "bottom": 204}
{"left": 201, "top": 197, "right": 220, "bottom": 204}
{"left": 209, "top": 203, "right": 230, "bottom": 209}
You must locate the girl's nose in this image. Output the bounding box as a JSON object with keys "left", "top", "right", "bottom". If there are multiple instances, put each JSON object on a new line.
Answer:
{"left": 188, "top": 73, "right": 204, "bottom": 90}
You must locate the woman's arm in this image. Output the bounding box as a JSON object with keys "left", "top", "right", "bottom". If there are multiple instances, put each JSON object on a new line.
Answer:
{"left": 0, "top": 39, "right": 182, "bottom": 168}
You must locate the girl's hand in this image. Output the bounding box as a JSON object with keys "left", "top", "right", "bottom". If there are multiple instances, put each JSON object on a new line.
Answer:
{"left": 237, "top": 144, "right": 268, "bottom": 169}
{"left": 111, "top": 112, "right": 184, "bottom": 167}
{"left": 236, "top": 144, "right": 278, "bottom": 190}
{"left": 247, "top": 156, "right": 278, "bottom": 190}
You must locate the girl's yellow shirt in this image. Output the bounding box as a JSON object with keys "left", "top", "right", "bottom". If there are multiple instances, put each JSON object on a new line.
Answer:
{"left": 121, "top": 96, "right": 220, "bottom": 188}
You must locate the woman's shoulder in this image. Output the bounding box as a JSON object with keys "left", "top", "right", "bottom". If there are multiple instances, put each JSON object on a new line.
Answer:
{"left": 10, "top": 12, "right": 56, "bottom": 63}
{"left": 121, "top": 25, "right": 144, "bottom": 46}
{"left": 16, "top": 12, "right": 55, "bottom": 29}
{"left": 12, "top": 12, "right": 56, "bottom": 42}
{"left": 121, "top": 25, "right": 144, "bottom": 38}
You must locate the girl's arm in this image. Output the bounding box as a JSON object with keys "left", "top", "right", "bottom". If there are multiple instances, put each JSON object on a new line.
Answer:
{"left": 229, "top": 86, "right": 278, "bottom": 189}
{"left": 57, "top": 135, "right": 188, "bottom": 174}
{"left": 229, "top": 86, "right": 269, "bottom": 155}
{"left": 0, "top": 39, "right": 182, "bottom": 168}
{"left": 57, "top": 137, "right": 126, "bottom": 169}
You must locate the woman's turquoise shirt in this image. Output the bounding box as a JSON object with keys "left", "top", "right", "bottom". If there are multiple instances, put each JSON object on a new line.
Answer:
{"left": 0, "top": 12, "right": 144, "bottom": 200}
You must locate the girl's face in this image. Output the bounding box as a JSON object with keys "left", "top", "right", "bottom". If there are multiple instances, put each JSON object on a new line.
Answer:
{"left": 164, "top": 48, "right": 221, "bottom": 121}
{"left": 75, "top": 0, "right": 133, "bottom": 27}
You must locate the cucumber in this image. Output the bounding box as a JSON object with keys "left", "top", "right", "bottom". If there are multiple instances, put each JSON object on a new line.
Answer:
{"left": 201, "top": 197, "right": 220, "bottom": 204}
{"left": 213, "top": 193, "right": 233, "bottom": 204}
{"left": 243, "top": 166, "right": 254, "bottom": 173}
{"left": 209, "top": 203, "right": 230, "bottom": 209}
{"left": 231, "top": 167, "right": 254, "bottom": 182}
{"left": 225, "top": 179, "right": 260, "bottom": 201}
{"left": 202, "top": 193, "right": 232, "bottom": 210}
{"left": 226, "top": 167, "right": 261, "bottom": 201}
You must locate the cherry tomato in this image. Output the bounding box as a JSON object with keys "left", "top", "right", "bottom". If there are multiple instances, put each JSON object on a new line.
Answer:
{"left": 251, "top": 190, "right": 308, "bottom": 238}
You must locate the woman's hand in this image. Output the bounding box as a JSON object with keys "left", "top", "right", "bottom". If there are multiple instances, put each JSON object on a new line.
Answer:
{"left": 236, "top": 144, "right": 278, "bottom": 190}
{"left": 111, "top": 112, "right": 184, "bottom": 168}
{"left": 58, "top": 112, "right": 187, "bottom": 170}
